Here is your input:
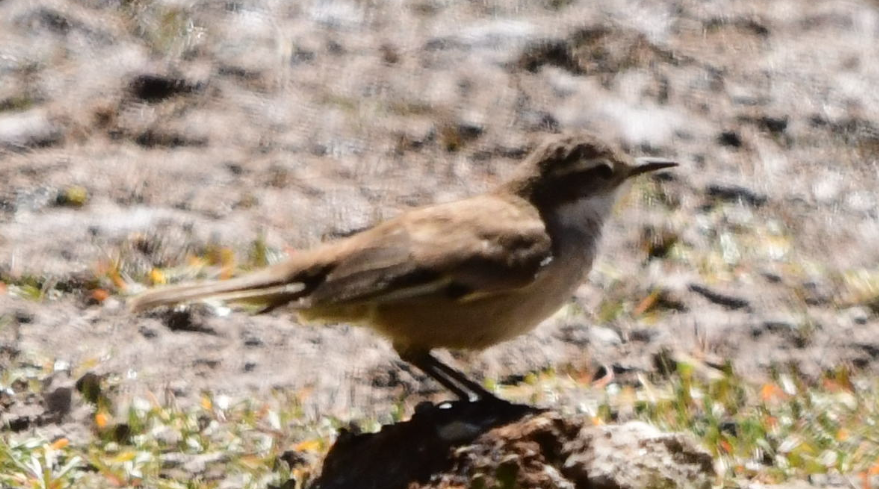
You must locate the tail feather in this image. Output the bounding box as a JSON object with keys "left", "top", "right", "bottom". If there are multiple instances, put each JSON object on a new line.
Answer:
{"left": 128, "top": 268, "right": 306, "bottom": 312}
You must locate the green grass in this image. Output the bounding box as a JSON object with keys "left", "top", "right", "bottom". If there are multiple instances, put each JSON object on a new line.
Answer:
{"left": 0, "top": 386, "right": 333, "bottom": 488}
{"left": 3, "top": 357, "right": 879, "bottom": 488}
{"left": 609, "top": 363, "right": 879, "bottom": 486}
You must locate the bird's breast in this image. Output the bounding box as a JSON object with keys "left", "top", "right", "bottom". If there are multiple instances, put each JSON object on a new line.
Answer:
{"left": 365, "top": 246, "right": 596, "bottom": 352}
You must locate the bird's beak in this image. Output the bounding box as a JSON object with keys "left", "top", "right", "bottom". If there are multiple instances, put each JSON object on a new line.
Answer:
{"left": 628, "top": 157, "right": 678, "bottom": 178}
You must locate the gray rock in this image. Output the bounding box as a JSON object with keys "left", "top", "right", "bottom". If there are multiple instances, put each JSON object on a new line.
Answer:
{"left": 138, "top": 325, "right": 158, "bottom": 339}
{"left": 807, "top": 472, "right": 871, "bottom": 487}
{"left": 564, "top": 421, "right": 715, "bottom": 489}
{"left": 843, "top": 306, "right": 870, "bottom": 325}
{"left": 309, "top": 1, "right": 366, "bottom": 29}
{"left": 800, "top": 279, "right": 833, "bottom": 306}
{"left": 812, "top": 174, "right": 844, "bottom": 204}
{"left": 42, "top": 373, "right": 77, "bottom": 418}
{"left": 1, "top": 401, "right": 45, "bottom": 432}
{"left": 42, "top": 385, "right": 73, "bottom": 418}
{"left": 160, "top": 452, "right": 229, "bottom": 475}
{"left": 0, "top": 109, "right": 62, "bottom": 148}
{"left": 706, "top": 183, "right": 767, "bottom": 207}
{"left": 629, "top": 327, "right": 663, "bottom": 343}
{"left": 689, "top": 283, "right": 751, "bottom": 310}
{"left": 589, "top": 326, "right": 623, "bottom": 346}
{"left": 316, "top": 406, "right": 714, "bottom": 489}
{"left": 153, "top": 426, "right": 183, "bottom": 447}
{"left": 242, "top": 331, "right": 264, "bottom": 347}
{"left": 846, "top": 190, "right": 876, "bottom": 214}
{"left": 219, "top": 474, "right": 252, "bottom": 489}
{"left": 760, "top": 315, "right": 799, "bottom": 333}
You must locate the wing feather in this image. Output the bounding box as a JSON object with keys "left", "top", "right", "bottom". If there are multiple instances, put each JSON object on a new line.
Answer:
{"left": 305, "top": 194, "right": 552, "bottom": 307}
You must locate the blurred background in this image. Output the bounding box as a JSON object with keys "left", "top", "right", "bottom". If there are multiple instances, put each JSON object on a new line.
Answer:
{"left": 1, "top": 0, "right": 879, "bottom": 487}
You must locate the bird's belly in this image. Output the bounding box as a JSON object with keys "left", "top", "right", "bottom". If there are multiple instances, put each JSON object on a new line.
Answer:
{"left": 370, "top": 265, "right": 586, "bottom": 351}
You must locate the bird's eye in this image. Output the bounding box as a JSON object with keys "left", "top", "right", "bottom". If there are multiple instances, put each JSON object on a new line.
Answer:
{"left": 593, "top": 163, "right": 614, "bottom": 180}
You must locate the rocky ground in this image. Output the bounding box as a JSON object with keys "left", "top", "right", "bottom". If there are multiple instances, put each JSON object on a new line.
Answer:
{"left": 316, "top": 401, "right": 716, "bottom": 489}
{"left": 2, "top": 0, "right": 879, "bottom": 487}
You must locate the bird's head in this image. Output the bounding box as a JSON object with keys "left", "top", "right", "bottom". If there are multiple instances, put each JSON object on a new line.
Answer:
{"left": 504, "top": 132, "right": 677, "bottom": 214}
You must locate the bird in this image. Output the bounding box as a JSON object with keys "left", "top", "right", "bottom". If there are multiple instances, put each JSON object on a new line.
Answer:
{"left": 129, "top": 131, "right": 676, "bottom": 402}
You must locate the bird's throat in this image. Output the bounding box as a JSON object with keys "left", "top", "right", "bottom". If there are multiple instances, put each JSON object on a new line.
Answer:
{"left": 544, "top": 192, "right": 616, "bottom": 257}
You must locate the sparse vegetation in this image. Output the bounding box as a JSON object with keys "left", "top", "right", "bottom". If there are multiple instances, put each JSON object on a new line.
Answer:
{"left": 3, "top": 355, "right": 879, "bottom": 487}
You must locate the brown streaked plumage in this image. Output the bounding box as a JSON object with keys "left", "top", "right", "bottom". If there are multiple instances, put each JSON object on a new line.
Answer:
{"left": 129, "top": 131, "right": 676, "bottom": 401}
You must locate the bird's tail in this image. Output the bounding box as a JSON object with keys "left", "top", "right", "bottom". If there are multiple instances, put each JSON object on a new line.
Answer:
{"left": 128, "top": 267, "right": 307, "bottom": 313}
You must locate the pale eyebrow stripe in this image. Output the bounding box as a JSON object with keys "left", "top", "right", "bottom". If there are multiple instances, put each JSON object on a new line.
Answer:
{"left": 549, "top": 158, "right": 609, "bottom": 177}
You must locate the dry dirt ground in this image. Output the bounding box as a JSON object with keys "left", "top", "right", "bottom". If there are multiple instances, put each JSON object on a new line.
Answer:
{"left": 1, "top": 0, "right": 879, "bottom": 471}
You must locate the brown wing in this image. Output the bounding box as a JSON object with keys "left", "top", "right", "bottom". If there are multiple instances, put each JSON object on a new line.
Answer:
{"left": 129, "top": 194, "right": 551, "bottom": 313}
{"left": 305, "top": 194, "right": 552, "bottom": 306}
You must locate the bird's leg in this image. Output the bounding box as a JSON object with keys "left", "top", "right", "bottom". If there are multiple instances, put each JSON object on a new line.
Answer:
{"left": 402, "top": 351, "right": 472, "bottom": 400}
{"left": 426, "top": 354, "right": 499, "bottom": 401}
{"left": 398, "top": 348, "right": 503, "bottom": 403}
